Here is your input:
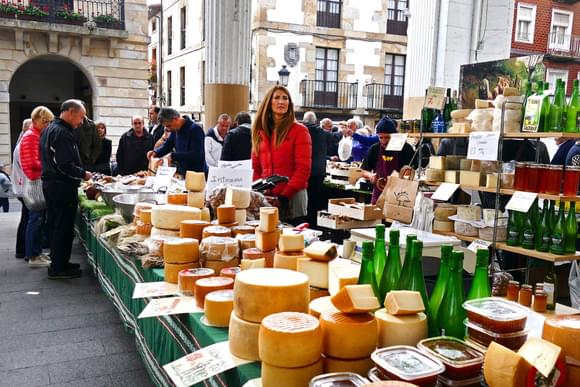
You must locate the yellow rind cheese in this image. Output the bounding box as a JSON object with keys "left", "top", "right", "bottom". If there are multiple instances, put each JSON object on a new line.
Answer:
{"left": 303, "top": 241, "right": 338, "bottom": 262}
{"left": 375, "top": 309, "right": 427, "bottom": 348}
{"left": 216, "top": 204, "right": 236, "bottom": 224}
{"left": 330, "top": 285, "right": 380, "bottom": 313}
{"left": 320, "top": 311, "right": 377, "bottom": 360}
{"left": 273, "top": 251, "right": 306, "bottom": 271}
{"left": 279, "top": 234, "right": 305, "bottom": 252}
{"left": 162, "top": 238, "right": 200, "bottom": 264}
{"left": 229, "top": 312, "right": 260, "bottom": 361}
{"left": 259, "top": 208, "right": 279, "bottom": 232}
{"left": 185, "top": 171, "right": 205, "bottom": 191}
{"left": 261, "top": 358, "right": 323, "bottom": 387}
{"left": 483, "top": 342, "right": 532, "bottom": 387}
{"left": 255, "top": 229, "right": 280, "bottom": 251}
{"left": 322, "top": 355, "right": 373, "bottom": 375}
{"left": 384, "top": 290, "right": 425, "bottom": 315}
{"left": 164, "top": 262, "right": 198, "bottom": 284}
{"left": 297, "top": 258, "right": 329, "bottom": 289}
{"left": 177, "top": 267, "right": 214, "bottom": 296}
{"left": 204, "top": 289, "right": 234, "bottom": 327}
{"left": 187, "top": 191, "right": 205, "bottom": 208}
{"left": 151, "top": 204, "right": 201, "bottom": 230}
{"left": 179, "top": 220, "right": 209, "bottom": 240}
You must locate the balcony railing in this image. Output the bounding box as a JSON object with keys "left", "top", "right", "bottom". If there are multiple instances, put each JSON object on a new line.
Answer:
{"left": 363, "top": 83, "right": 404, "bottom": 112}
{"left": 0, "top": 0, "right": 125, "bottom": 30}
{"left": 547, "top": 32, "right": 580, "bottom": 58}
{"left": 300, "top": 79, "right": 358, "bottom": 110}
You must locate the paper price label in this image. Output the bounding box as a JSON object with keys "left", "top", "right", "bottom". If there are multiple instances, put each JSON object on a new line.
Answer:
{"left": 467, "top": 132, "right": 500, "bottom": 161}
{"left": 132, "top": 282, "right": 179, "bottom": 299}
{"left": 386, "top": 133, "right": 409, "bottom": 151}
{"left": 424, "top": 86, "right": 447, "bottom": 110}
{"left": 138, "top": 296, "right": 202, "bottom": 318}
{"left": 431, "top": 183, "right": 460, "bottom": 202}
{"left": 154, "top": 165, "right": 176, "bottom": 192}
{"left": 467, "top": 239, "right": 491, "bottom": 253}
{"left": 505, "top": 191, "right": 538, "bottom": 213}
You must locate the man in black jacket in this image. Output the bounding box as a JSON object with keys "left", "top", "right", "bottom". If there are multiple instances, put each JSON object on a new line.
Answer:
{"left": 149, "top": 106, "right": 164, "bottom": 145}
{"left": 41, "top": 99, "right": 92, "bottom": 279}
{"left": 116, "top": 116, "right": 154, "bottom": 175}
{"left": 221, "top": 112, "right": 252, "bottom": 161}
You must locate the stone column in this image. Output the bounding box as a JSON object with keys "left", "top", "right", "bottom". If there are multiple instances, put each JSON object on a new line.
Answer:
{"left": 204, "top": 0, "right": 251, "bottom": 131}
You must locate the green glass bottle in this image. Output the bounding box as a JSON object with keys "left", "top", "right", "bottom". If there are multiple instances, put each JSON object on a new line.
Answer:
{"left": 443, "top": 88, "right": 452, "bottom": 128}
{"left": 437, "top": 251, "right": 467, "bottom": 339}
{"left": 428, "top": 244, "right": 453, "bottom": 333}
{"left": 406, "top": 240, "right": 437, "bottom": 336}
{"left": 422, "top": 89, "right": 434, "bottom": 133}
{"left": 373, "top": 224, "right": 388, "bottom": 286}
{"left": 507, "top": 210, "right": 522, "bottom": 246}
{"left": 451, "top": 90, "right": 458, "bottom": 111}
{"left": 522, "top": 204, "right": 536, "bottom": 250}
{"left": 537, "top": 200, "right": 553, "bottom": 252}
{"left": 396, "top": 234, "right": 417, "bottom": 289}
{"left": 549, "top": 79, "right": 565, "bottom": 132}
{"left": 550, "top": 201, "right": 566, "bottom": 255}
{"left": 540, "top": 82, "right": 551, "bottom": 132}
{"left": 358, "top": 241, "right": 380, "bottom": 297}
{"left": 566, "top": 80, "right": 579, "bottom": 133}
{"left": 565, "top": 202, "right": 577, "bottom": 254}
{"left": 379, "top": 229, "right": 402, "bottom": 301}
{"left": 544, "top": 268, "right": 558, "bottom": 310}
{"left": 467, "top": 249, "right": 492, "bottom": 300}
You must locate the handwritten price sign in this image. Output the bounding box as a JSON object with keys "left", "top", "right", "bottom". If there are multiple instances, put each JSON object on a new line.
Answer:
{"left": 424, "top": 86, "right": 447, "bottom": 110}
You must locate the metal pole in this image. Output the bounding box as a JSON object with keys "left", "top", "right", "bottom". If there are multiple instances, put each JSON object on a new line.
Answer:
{"left": 158, "top": 3, "right": 164, "bottom": 107}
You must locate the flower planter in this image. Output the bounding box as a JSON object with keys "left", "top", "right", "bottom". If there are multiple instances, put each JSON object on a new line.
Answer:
{"left": 17, "top": 14, "right": 45, "bottom": 22}
{"left": 55, "top": 17, "right": 86, "bottom": 26}
{"left": 0, "top": 12, "right": 17, "bottom": 19}
{"left": 95, "top": 21, "right": 121, "bottom": 29}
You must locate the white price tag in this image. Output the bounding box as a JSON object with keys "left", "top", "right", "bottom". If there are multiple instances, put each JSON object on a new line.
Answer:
{"left": 206, "top": 166, "right": 253, "bottom": 199}
{"left": 386, "top": 133, "right": 409, "bottom": 152}
{"left": 132, "top": 282, "right": 179, "bottom": 299}
{"left": 505, "top": 191, "right": 538, "bottom": 213}
{"left": 138, "top": 296, "right": 202, "bottom": 318}
{"left": 467, "top": 239, "right": 491, "bottom": 253}
{"left": 467, "top": 132, "right": 500, "bottom": 161}
{"left": 153, "top": 166, "right": 176, "bottom": 192}
{"left": 424, "top": 86, "right": 447, "bottom": 110}
{"left": 431, "top": 183, "right": 460, "bottom": 202}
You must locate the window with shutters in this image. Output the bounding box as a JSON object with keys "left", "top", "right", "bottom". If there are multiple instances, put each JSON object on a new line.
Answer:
{"left": 180, "top": 67, "right": 185, "bottom": 106}
{"left": 180, "top": 7, "right": 186, "bottom": 50}
{"left": 167, "top": 16, "right": 173, "bottom": 55}
{"left": 549, "top": 10, "right": 573, "bottom": 51}
{"left": 387, "top": 0, "right": 408, "bottom": 36}
{"left": 167, "top": 71, "right": 172, "bottom": 106}
{"left": 317, "top": 0, "right": 342, "bottom": 28}
{"left": 515, "top": 3, "right": 535, "bottom": 43}
{"left": 384, "top": 54, "right": 405, "bottom": 108}
{"left": 314, "top": 47, "right": 339, "bottom": 106}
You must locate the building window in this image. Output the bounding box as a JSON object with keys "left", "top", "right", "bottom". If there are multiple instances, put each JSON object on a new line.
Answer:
{"left": 152, "top": 19, "right": 157, "bottom": 33}
{"left": 549, "top": 10, "right": 573, "bottom": 51}
{"left": 180, "top": 67, "right": 186, "bottom": 106}
{"left": 515, "top": 3, "right": 536, "bottom": 43}
{"left": 546, "top": 68, "right": 569, "bottom": 91}
{"left": 167, "top": 16, "right": 173, "bottom": 55}
{"left": 317, "top": 0, "right": 342, "bottom": 28}
{"left": 314, "top": 47, "right": 339, "bottom": 105}
{"left": 167, "top": 70, "right": 172, "bottom": 106}
{"left": 387, "top": 0, "right": 408, "bottom": 35}
{"left": 180, "top": 7, "right": 186, "bottom": 50}
{"left": 384, "top": 54, "right": 405, "bottom": 97}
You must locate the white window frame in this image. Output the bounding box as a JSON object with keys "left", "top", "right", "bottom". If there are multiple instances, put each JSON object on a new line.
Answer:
{"left": 549, "top": 9, "right": 574, "bottom": 51}
{"left": 546, "top": 68, "right": 569, "bottom": 92}
{"left": 515, "top": 3, "right": 536, "bottom": 44}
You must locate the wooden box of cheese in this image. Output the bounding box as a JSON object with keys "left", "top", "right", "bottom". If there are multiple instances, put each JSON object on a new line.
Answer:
{"left": 317, "top": 211, "right": 381, "bottom": 230}
{"left": 327, "top": 198, "right": 383, "bottom": 221}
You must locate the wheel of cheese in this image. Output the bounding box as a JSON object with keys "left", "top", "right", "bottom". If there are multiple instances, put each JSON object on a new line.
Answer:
{"left": 542, "top": 314, "right": 580, "bottom": 360}
{"left": 279, "top": 234, "right": 305, "bottom": 252}
{"left": 241, "top": 258, "right": 266, "bottom": 270}
{"left": 133, "top": 202, "right": 155, "bottom": 217}
{"left": 167, "top": 192, "right": 188, "bottom": 205}
{"left": 199, "top": 236, "right": 239, "bottom": 262}
{"left": 261, "top": 358, "right": 323, "bottom": 387}
{"left": 203, "top": 258, "right": 240, "bottom": 273}
{"left": 229, "top": 312, "right": 261, "bottom": 361}
{"left": 434, "top": 205, "right": 457, "bottom": 221}
{"left": 177, "top": 267, "right": 215, "bottom": 295}
{"left": 255, "top": 229, "right": 280, "bottom": 251}
{"left": 225, "top": 187, "right": 252, "bottom": 209}
{"left": 217, "top": 204, "right": 236, "bottom": 224}
{"left": 320, "top": 311, "right": 377, "bottom": 360}
{"left": 233, "top": 268, "right": 310, "bottom": 323}
{"left": 185, "top": 171, "right": 205, "bottom": 191}
{"left": 231, "top": 225, "right": 255, "bottom": 236}
{"left": 194, "top": 276, "right": 234, "bottom": 308}
{"left": 433, "top": 220, "right": 454, "bottom": 232}
{"left": 322, "top": 355, "right": 373, "bottom": 376}
{"left": 138, "top": 208, "right": 152, "bottom": 224}
{"left": 297, "top": 258, "right": 329, "bottom": 289}
{"left": 151, "top": 227, "right": 180, "bottom": 238}
{"left": 164, "top": 262, "right": 198, "bottom": 284}
{"left": 236, "top": 233, "right": 256, "bottom": 250}
{"left": 163, "top": 238, "right": 200, "bottom": 264}
{"left": 201, "top": 207, "right": 211, "bottom": 222}
{"left": 243, "top": 248, "right": 275, "bottom": 268}
{"left": 375, "top": 309, "right": 427, "bottom": 348}
{"left": 202, "top": 225, "right": 232, "bottom": 239}
{"left": 204, "top": 289, "right": 234, "bottom": 327}
{"left": 151, "top": 204, "right": 201, "bottom": 230}
{"left": 456, "top": 205, "right": 482, "bottom": 221}
{"left": 235, "top": 209, "right": 246, "bottom": 225}
{"left": 273, "top": 251, "right": 306, "bottom": 271}
{"left": 135, "top": 221, "right": 152, "bottom": 236}
{"left": 220, "top": 266, "right": 241, "bottom": 279}
{"left": 187, "top": 191, "right": 205, "bottom": 208}
{"left": 179, "top": 220, "right": 209, "bottom": 240}
{"left": 309, "top": 296, "right": 339, "bottom": 319}
{"left": 259, "top": 207, "right": 279, "bottom": 232}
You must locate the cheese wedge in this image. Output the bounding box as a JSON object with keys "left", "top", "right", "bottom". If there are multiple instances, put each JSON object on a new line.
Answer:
{"left": 331, "top": 285, "right": 380, "bottom": 313}
{"left": 304, "top": 241, "right": 338, "bottom": 262}
{"left": 384, "top": 290, "right": 425, "bottom": 315}
{"left": 483, "top": 342, "right": 532, "bottom": 387}
{"left": 185, "top": 171, "right": 205, "bottom": 191}
{"left": 297, "top": 258, "right": 329, "bottom": 289}
{"left": 225, "top": 187, "right": 251, "bottom": 209}
{"left": 517, "top": 338, "right": 561, "bottom": 378}
{"left": 278, "top": 234, "right": 305, "bottom": 252}
{"left": 259, "top": 208, "right": 279, "bottom": 232}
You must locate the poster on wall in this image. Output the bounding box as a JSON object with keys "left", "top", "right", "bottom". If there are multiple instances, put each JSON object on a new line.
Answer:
{"left": 459, "top": 55, "right": 546, "bottom": 109}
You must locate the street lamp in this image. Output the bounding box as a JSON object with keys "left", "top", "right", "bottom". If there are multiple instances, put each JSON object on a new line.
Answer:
{"left": 278, "top": 65, "right": 290, "bottom": 87}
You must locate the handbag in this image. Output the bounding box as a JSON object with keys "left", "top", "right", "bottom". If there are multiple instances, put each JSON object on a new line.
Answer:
{"left": 23, "top": 177, "right": 46, "bottom": 211}
{"left": 569, "top": 261, "right": 580, "bottom": 309}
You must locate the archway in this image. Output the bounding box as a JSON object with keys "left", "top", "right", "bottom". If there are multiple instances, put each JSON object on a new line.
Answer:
{"left": 8, "top": 55, "right": 93, "bottom": 151}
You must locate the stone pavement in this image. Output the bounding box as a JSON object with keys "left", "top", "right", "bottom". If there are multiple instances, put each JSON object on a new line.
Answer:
{"left": 0, "top": 203, "right": 155, "bottom": 387}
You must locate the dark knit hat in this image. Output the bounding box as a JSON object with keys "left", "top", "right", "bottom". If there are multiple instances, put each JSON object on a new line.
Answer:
{"left": 375, "top": 117, "right": 397, "bottom": 134}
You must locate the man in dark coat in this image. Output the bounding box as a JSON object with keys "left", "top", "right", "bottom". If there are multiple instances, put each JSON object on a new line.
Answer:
{"left": 73, "top": 117, "right": 101, "bottom": 169}
{"left": 116, "top": 116, "right": 154, "bottom": 175}
{"left": 221, "top": 111, "right": 252, "bottom": 161}
{"left": 149, "top": 106, "right": 165, "bottom": 145}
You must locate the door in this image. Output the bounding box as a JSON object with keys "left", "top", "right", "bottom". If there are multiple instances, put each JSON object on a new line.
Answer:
{"left": 314, "top": 47, "right": 339, "bottom": 107}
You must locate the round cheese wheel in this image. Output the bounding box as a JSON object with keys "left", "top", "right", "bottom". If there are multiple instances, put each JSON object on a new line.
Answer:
{"left": 199, "top": 236, "right": 239, "bottom": 262}
{"left": 194, "top": 276, "right": 234, "bottom": 308}
{"left": 236, "top": 233, "right": 256, "bottom": 251}
{"left": 259, "top": 312, "right": 322, "bottom": 368}
{"left": 274, "top": 251, "right": 307, "bottom": 271}
{"left": 204, "top": 289, "right": 234, "bottom": 327}
{"left": 309, "top": 296, "right": 338, "bottom": 319}
{"left": 235, "top": 209, "right": 246, "bottom": 225}
{"left": 322, "top": 355, "right": 373, "bottom": 376}
{"left": 164, "top": 262, "right": 198, "bottom": 284}
{"left": 320, "top": 311, "right": 377, "bottom": 360}
{"left": 135, "top": 221, "right": 152, "bottom": 236}
{"left": 233, "top": 268, "right": 309, "bottom": 323}
{"left": 229, "top": 312, "right": 260, "bottom": 361}
{"left": 542, "top": 315, "right": 580, "bottom": 360}
{"left": 177, "top": 267, "right": 215, "bottom": 296}
{"left": 151, "top": 204, "right": 201, "bottom": 230}
{"left": 243, "top": 248, "right": 275, "bottom": 268}
{"left": 200, "top": 207, "right": 211, "bottom": 222}
{"left": 433, "top": 220, "right": 454, "bottom": 233}
{"left": 179, "top": 220, "right": 209, "bottom": 240}
{"left": 225, "top": 187, "right": 252, "bottom": 209}
{"left": 151, "top": 227, "right": 180, "bottom": 238}
{"left": 167, "top": 192, "right": 188, "bottom": 205}
{"left": 203, "top": 258, "right": 240, "bottom": 273}
{"left": 134, "top": 202, "right": 155, "bottom": 217}
{"left": 187, "top": 191, "right": 205, "bottom": 208}
{"left": 259, "top": 207, "right": 279, "bottom": 232}
{"left": 139, "top": 208, "right": 152, "bottom": 224}
{"left": 261, "top": 358, "right": 323, "bottom": 387}
{"left": 220, "top": 266, "right": 241, "bottom": 279}
{"left": 202, "top": 225, "right": 232, "bottom": 239}
{"left": 375, "top": 309, "right": 427, "bottom": 348}
{"left": 217, "top": 204, "right": 236, "bottom": 224}
{"left": 185, "top": 171, "right": 205, "bottom": 191}
{"left": 147, "top": 235, "right": 177, "bottom": 257}
{"left": 434, "top": 205, "right": 457, "bottom": 221}
{"left": 255, "top": 229, "right": 280, "bottom": 251}
{"left": 163, "top": 238, "right": 200, "bottom": 264}
{"left": 232, "top": 225, "right": 255, "bottom": 236}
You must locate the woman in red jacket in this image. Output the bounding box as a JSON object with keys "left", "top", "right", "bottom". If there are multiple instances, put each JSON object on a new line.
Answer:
{"left": 252, "top": 85, "right": 312, "bottom": 223}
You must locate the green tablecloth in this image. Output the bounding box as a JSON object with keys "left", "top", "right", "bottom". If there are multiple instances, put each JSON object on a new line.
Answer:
{"left": 75, "top": 212, "right": 260, "bottom": 387}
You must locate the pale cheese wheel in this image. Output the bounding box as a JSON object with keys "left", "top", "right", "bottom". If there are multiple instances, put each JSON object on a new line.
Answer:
{"left": 259, "top": 312, "right": 322, "bottom": 368}
{"left": 225, "top": 187, "right": 252, "bottom": 209}
{"left": 187, "top": 191, "right": 205, "bottom": 208}
{"left": 220, "top": 266, "right": 241, "bottom": 279}
{"left": 236, "top": 233, "right": 256, "bottom": 251}
{"left": 234, "top": 209, "right": 246, "bottom": 226}
{"left": 434, "top": 205, "right": 457, "bottom": 221}
{"left": 217, "top": 204, "right": 236, "bottom": 224}
{"left": 177, "top": 267, "right": 215, "bottom": 296}
{"left": 151, "top": 227, "right": 180, "bottom": 238}
{"left": 375, "top": 309, "right": 427, "bottom": 348}
{"left": 542, "top": 315, "right": 580, "bottom": 360}
{"left": 274, "top": 251, "right": 307, "bottom": 271}
{"left": 139, "top": 208, "right": 152, "bottom": 224}
{"left": 229, "top": 312, "right": 260, "bottom": 361}
{"left": 179, "top": 220, "right": 209, "bottom": 240}
{"left": 279, "top": 234, "right": 305, "bottom": 252}
{"left": 483, "top": 342, "right": 532, "bottom": 387}
{"left": 261, "top": 359, "right": 323, "bottom": 387}
{"left": 164, "top": 262, "right": 198, "bottom": 284}
{"left": 163, "top": 238, "right": 200, "bottom": 264}
{"left": 204, "top": 289, "right": 234, "bottom": 327}
{"left": 194, "top": 276, "right": 234, "bottom": 308}
{"left": 203, "top": 258, "right": 240, "bottom": 273}
{"left": 255, "top": 229, "right": 280, "bottom": 251}
{"left": 201, "top": 207, "right": 211, "bottom": 222}
{"left": 241, "top": 258, "right": 265, "bottom": 270}
{"left": 433, "top": 220, "right": 454, "bottom": 233}
{"left": 243, "top": 248, "right": 275, "bottom": 268}
{"left": 231, "top": 225, "right": 255, "bottom": 236}
{"left": 185, "top": 171, "right": 205, "bottom": 191}
{"left": 456, "top": 205, "right": 482, "bottom": 221}
{"left": 167, "top": 192, "right": 188, "bottom": 205}
{"left": 259, "top": 208, "right": 279, "bottom": 232}
{"left": 322, "top": 355, "right": 373, "bottom": 376}
{"left": 151, "top": 204, "right": 201, "bottom": 230}
{"left": 309, "top": 296, "right": 338, "bottom": 319}
{"left": 134, "top": 202, "right": 155, "bottom": 217}
{"left": 297, "top": 258, "right": 329, "bottom": 289}
{"left": 135, "top": 221, "right": 152, "bottom": 236}
{"left": 320, "top": 311, "right": 377, "bottom": 360}
{"left": 233, "top": 268, "right": 310, "bottom": 323}
{"left": 199, "top": 236, "right": 239, "bottom": 262}
{"left": 202, "top": 225, "right": 232, "bottom": 239}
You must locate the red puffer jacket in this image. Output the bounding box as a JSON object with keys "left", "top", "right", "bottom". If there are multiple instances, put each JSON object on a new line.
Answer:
{"left": 20, "top": 126, "right": 42, "bottom": 181}
{"left": 252, "top": 122, "right": 312, "bottom": 199}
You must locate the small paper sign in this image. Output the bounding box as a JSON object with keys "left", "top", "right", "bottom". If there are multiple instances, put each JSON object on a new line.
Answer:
{"left": 424, "top": 86, "right": 447, "bottom": 110}
{"left": 206, "top": 167, "right": 252, "bottom": 198}
{"left": 153, "top": 166, "right": 176, "bottom": 192}
{"left": 138, "top": 296, "right": 202, "bottom": 318}
{"left": 386, "top": 133, "right": 409, "bottom": 151}
{"left": 163, "top": 341, "right": 253, "bottom": 387}
{"left": 467, "top": 239, "right": 492, "bottom": 253}
{"left": 467, "top": 132, "right": 500, "bottom": 161}
{"left": 132, "top": 282, "right": 179, "bottom": 299}
{"left": 431, "top": 183, "right": 460, "bottom": 202}
{"left": 505, "top": 191, "right": 538, "bottom": 213}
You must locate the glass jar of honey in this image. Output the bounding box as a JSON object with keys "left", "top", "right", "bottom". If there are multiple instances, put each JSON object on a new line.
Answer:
{"left": 535, "top": 283, "right": 544, "bottom": 292}
{"left": 533, "top": 291, "right": 548, "bottom": 313}
{"left": 526, "top": 164, "right": 540, "bottom": 193}
{"left": 563, "top": 166, "right": 580, "bottom": 196}
{"left": 546, "top": 165, "right": 564, "bottom": 195}
{"left": 518, "top": 284, "right": 533, "bottom": 307}
{"left": 514, "top": 163, "right": 527, "bottom": 191}
{"left": 507, "top": 280, "right": 520, "bottom": 302}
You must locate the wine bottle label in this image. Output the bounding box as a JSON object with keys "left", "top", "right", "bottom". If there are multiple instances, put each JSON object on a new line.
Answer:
{"left": 551, "top": 235, "right": 563, "bottom": 250}
{"left": 523, "top": 230, "right": 535, "bottom": 245}
{"left": 576, "top": 111, "right": 580, "bottom": 128}
{"left": 544, "top": 283, "right": 555, "bottom": 304}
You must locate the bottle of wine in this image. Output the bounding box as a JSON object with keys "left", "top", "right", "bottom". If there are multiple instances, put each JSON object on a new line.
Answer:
{"left": 540, "top": 82, "right": 552, "bottom": 132}
{"left": 406, "top": 239, "right": 437, "bottom": 336}
{"left": 544, "top": 268, "right": 558, "bottom": 310}
{"left": 565, "top": 202, "right": 577, "bottom": 254}
{"left": 443, "top": 88, "right": 452, "bottom": 128}
{"left": 467, "top": 249, "right": 492, "bottom": 300}
{"left": 551, "top": 201, "right": 566, "bottom": 255}
{"left": 428, "top": 244, "right": 453, "bottom": 333}
{"left": 507, "top": 210, "right": 521, "bottom": 246}
{"left": 437, "top": 250, "right": 467, "bottom": 339}
{"left": 421, "top": 89, "right": 434, "bottom": 133}
{"left": 566, "top": 80, "right": 579, "bottom": 133}
{"left": 373, "top": 224, "right": 388, "bottom": 286}
{"left": 537, "top": 200, "right": 553, "bottom": 252}
{"left": 549, "top": 79, "right": 565, "bottom": 132}
{"left": 379, "top": 229, "right": 402, "bottom": 301}
{"left": 522, "top": 203, "right": 536, "bottom": 250}
{"left": 396, "top": 234, "right": 417, "bottom": 289}
{"left": 358, "top": 241, "right": 379, "bottom": 297}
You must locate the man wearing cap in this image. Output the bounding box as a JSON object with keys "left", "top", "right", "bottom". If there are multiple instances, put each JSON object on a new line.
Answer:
{"left": 361, "top": 117, "right": 415, "bottom": 204}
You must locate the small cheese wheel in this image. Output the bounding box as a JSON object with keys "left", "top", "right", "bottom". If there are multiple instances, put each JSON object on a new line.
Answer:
{"left": 243, "top": 248, "right": 275, "bottom": 268}
{"left": 309, "top": 296, "right": 339, "bottom": 319}
{"left": 217, "top": 204, "right": 236, "bottom": 224}
{"left": 229, "top": 312, "right": 260, "bottom": 361}
{"left": 164, "top": 262, "right": 198, "bottom": 284}
{"left": 151, "top": 204, "right": 201, "bottom": 230}
{"left": 433, "top": 220, "right": 454, "bottom": 232}
{"left": 235, "top": 209, "right": 246, "bottom": 225}
{"left": 187, "top": 191, "right": 205, "bottom": 208}
{"left": 261, "top": 358, "right": 323, "bottom": 387}
{"left": 163, "top": 238, "right": 199, "bottom": 264}
{"left": 167, "top": 192, "right": 188, "bottom": 205}
{"left": 199, "top": 236, "right": 239, "bottom": 262}
{"left": 225, "top": 187, "right": 252, "bottom": 208}
{"left": 375, "top": 309, "right": 427, "bottom": 348}
{"left": 304, "top": 241, "right": 338, "bottom": 262}
{"left": 231, "top": 225, "right": 254, "bottom": 236}
{"left": 220, "top": 266, "right": 241, "bottom": 279}
{"left": 203, "top": 258, "right": 240, "bottom": 273}
{"left": 297, "top": 258, "right": 329, "bottom": 289}
{"left": 139, "top": 208, "right": 152, "bottom": 224}
{"left": 236, "top": 233, "right": 256, "bottom": 250}
{"left": 179, "top": 220, "right": 209, "bottom": 240}
{"left": 259, "top": 312, "right": 322, "bottom": 368}
{"left": 255, "top": 229, "right": 280, "bottom": 251}
{"left": 542, "top": 314, "right": 580, "bottom": 360}
{"left": 185, "top": 171, "right": 205, "bottom": 191}
{"left": 178, "top": 267, "right": 215, "bottom": 296}
{"left": 259, "top": 207, "right": 279, "bottom": 232}
{"left": 434, "top": 205, "right": 457, "bottom": 221}
{"left": 483, "top": 342, "right": 532, "bottom": 387}
{"left": 134, "top": 202, "right": 155, "bottom": 216}
{"left": 273, "top": 251, "right": 307, "bottom": 271}
{"left": 202, "top": 225, "right": 232, "bottom": 239}
{"left": 201, "top": 207, "right": 211, "bottom": 222}
{"left": 278, "top": 234, "right": 305, "bottom": 252}
{"left": 194, "top": 276, "right": 234, "bottom": 308}
{"left": 151, "top": 227, "right": 180, "bottom": 237}
{"left": 204, "top": 289, "right": 234, "bottom": 327}
{"left": 135, "top": 221, "right": 152, "bottom": 236}
{"left": 320, "top": 311, "right": 377, "bottom": 360}
{"left": 322, "top": 355, "right": 374, "bottom": 376}
{"left": 241, "top": 258, "right": 265, "bottom": 270}
{"left": 233, "top": 268, "right": 310, "bottom": 323}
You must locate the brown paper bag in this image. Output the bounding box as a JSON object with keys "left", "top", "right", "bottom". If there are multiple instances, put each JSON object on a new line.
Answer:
{"left": 383, "top": 172, "right": 418, "bottom": 222}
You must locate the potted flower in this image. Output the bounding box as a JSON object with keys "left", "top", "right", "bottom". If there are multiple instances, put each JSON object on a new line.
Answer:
{"left": 55, "top": 6, "right": 87, "bottom": 25}
{"left": 92, "top": 13, "right": 120, "bottom": 28}
{"left": 0, "top": 1, "right": 21, "bottom": 19}
{"left": 18, "top": 2, "right": 48, "bottom": 21}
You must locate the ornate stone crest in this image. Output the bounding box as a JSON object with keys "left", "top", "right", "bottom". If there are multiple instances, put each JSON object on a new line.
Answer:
{"left": 284, "top": 43, "right": 300, "bottom": 68}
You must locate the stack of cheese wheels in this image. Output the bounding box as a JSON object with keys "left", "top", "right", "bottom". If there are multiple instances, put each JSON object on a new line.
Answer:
{"left": 151, "top": 204, "right": 201, "bottom": 238}
{"left": 167, "top": 192, "right": 188, "bottom": 205}
{"left": 242, "top": 248, "right": 275, "bottom": 268}
{"left": 229, "top": 268, "right": 309, "bottom": 361}
{"left": 199, "top": 236, "right": 240, "bottom": 272}
{"left": 255, "top": 207, "right": 280, "bottom": 257}
{"left": 178, "top": 267, "right": 214, "bottom": 296}
{"left": 375, "top": 290, "right": 428, "bottom": 348}
{"left": 163, "top": 238, "right": 200, "bottom": 283}
{"left": 259, "top": 312, "right": 323, "bottom": 387}
{"left": 225, "top": 187, "right": 252, "bottom": 226}
{"left": 295, "top": 241, "right": 338, "bottom": 299}
{"left": 318, "top": 284, "right": 380, "bottom": 375}
{"left": 135, "top": 207, "right": 153, "bottom": 236}
{"left": 194, "top": 276, "right": 234, "bottom": 308}
{"left": 274, "top": 234, "right": 306, "bottom": 271}
{"left": 203, "top": 289, "right": 234, "bottom": 327}
{"left": 185, "top": 171, "right": 206, "bottom": 209}
{"left": 179, "top": 219, "right": 209, "bottom": 240}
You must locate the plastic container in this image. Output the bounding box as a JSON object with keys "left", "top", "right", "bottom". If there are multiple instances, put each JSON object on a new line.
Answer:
{"left": 462, "top": 297, "right": 528, "bottom": 333}
{"left": 436, "top": 374, "right": 484, "bottom": 387}
{"left": 367, "top": 368, "right": 384, "bottom": 382}
{"left": 371, "top": 346, "right": 445, "bottom": 386}
{"left": 464, "top": 319, "right": 528, "bottom": 350}
{"left": 417, "top": 337, "right": 484, "bottom": 380}
{"left": 309, "top": 372, "right": 369, "bottom": 387}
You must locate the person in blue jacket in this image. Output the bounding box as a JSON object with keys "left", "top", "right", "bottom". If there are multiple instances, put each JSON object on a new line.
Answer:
{"left": 552, "top": 137, "right": 575, "bottom": 165}
{"left": 147, "top": 108, "right": 207, "bottom": 175}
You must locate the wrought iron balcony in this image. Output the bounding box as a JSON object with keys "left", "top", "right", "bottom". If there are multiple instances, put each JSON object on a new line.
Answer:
{"left": 300, "top": 79, "right": 358, "bottom": 110}
{"left": 363, "top": 83, "right": 404, "bottom": 112}
{"left": 0, "top": 0, "right": 125, "bottom": 30}
{"left": 547, "top": 32, "right": 580, "bottom": 59}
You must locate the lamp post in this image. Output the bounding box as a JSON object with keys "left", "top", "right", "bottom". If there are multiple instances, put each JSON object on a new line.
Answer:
{"left": 278, "top": 65, "right": 290, "bottom": 87}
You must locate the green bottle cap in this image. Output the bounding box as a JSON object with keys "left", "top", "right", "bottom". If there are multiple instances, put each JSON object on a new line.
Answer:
{"left": 450, "top": 251, "right": 464, "bottom": 271}
{"left": 375, "top": 224, "right": 385, "bottom": 238}
{"left": 441, "top": 244, "right": 453, "bottom": 263}
{"left": 475, "top": 249, "right": 489, "bottom": 267}
{"left": 389, "top": 229, "right": 400, "bottom": 241}
{"left": 362, "top": 241, "right": 374, "bottom": 257}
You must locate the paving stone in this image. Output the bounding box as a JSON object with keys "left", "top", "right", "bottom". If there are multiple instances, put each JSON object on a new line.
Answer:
{"left": 0, "top": 366, "right": 50, "bottom": 387}
{"left": 44, "top": 375, "right": 112, "bottom": 387}
{"left": 109, "top": 369, "right": 154, "bottom": 387}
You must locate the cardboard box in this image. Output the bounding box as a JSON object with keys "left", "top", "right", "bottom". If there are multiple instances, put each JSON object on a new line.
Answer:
{"left": 460, "top": 171, "right": 485, "bottom": 186}
{"left": 385, "top": 203, "right": 413, "bottom": 224}
{"left": 327, "top": 198, "right": 383, "bottom": 221}
{"left": 317, "top": 211, "right": 381, "bottom": 230}
{"left": 444, "top": 170, "right": 460, "bottom": 184}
